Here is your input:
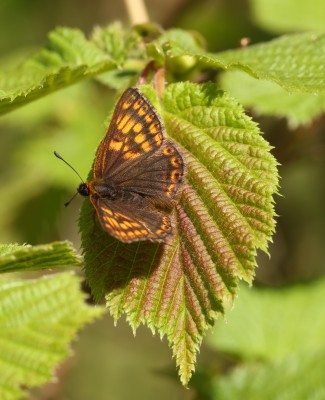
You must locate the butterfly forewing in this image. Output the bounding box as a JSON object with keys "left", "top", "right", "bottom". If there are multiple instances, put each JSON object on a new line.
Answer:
{"left": 111, "top": 140, "right": 185, "bottom": 208}
{"left": 94, "top": 88, "right": 164, "bottom": 180}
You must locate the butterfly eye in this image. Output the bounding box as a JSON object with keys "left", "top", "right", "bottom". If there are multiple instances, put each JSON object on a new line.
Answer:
{"left": 78, "top": 183, "right": 90, "bottom": 197}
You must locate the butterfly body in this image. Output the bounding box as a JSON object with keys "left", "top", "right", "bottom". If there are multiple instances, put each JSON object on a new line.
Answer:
{"left": 82, "top": 87, "right": 185, "bottom": 243}
{"left": 82, "top": 181, "right": 119, "bottom": 200}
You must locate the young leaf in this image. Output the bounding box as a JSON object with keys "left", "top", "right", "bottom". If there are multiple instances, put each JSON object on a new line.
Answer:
{"left": 167, "top": 32, "right": 325, "bottom": 94}
{"left": 0, "top": 272, "right": 105, "bottom": 400}
{"left": 0, "top": 241, "right": 81, "bottom": 274}
{"left": 220, "top": 70, "right": 325, "bottom": 127}
{"left": 79, "top": 82, "right": 278, "bottom": 385}
{"left": 91, "top": 22, "right": 145, "bottom": 89}
{"left": 0, "top": 25, "right": 141, "bottom": 115}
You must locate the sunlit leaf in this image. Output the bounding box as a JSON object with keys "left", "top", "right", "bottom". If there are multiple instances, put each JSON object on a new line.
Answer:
{"left": 0, "top": 241, "right": 81, "bottom": 274}
{"left": 0, "top": 25, "right": 142, "bottom": 115}
{"left": 220, "top": 70, "right": 325, "bottom": 127}
{"left": 79, "top": 82, "right": 279, "bottom": 385}
{"left": 92, "top": 22, "right": 145, "bottom": 89}
{"left": 167, "top": 32, "right": 325, "bottom": 94}
{"left": 0, "top": 272, "right": 105, "bottom": 400}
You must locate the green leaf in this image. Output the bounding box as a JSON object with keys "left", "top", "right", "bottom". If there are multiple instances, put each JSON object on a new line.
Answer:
{"left": 220, "top": 70, "right": 325, "bottom": 127}
{"left": 208, "top": 279, "right": 325, "bottom": 360}
{"left": 167, "top": 32, "right": 325, "bottom": 94}
{"left": 0, "top": 25, "right": 142, "bottom": 115}
{"left": 0, "top": 241, "right": 81, "bottom": 274}
{"left": 250, "top": 0, "right": 325, "bottom": 33}
{"left": 91, "top": 22, "right": 142, "bottom": 64}
{"left": 91, "top": 22, "right": 145, "bottom": 90}
{"left": 192, "top": 280, "right": 325, "bottom": 399}
{"left": 212, "top": 351, "right": 325, "bottom": 400}
{"left": 0, "top": 272, "right": 105, "bottom": 400}
{"left": 79, "top": 82, "right": 278, "bottom": 385}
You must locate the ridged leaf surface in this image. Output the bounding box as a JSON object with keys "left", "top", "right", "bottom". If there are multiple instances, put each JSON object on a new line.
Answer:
{"left": 0, "top": 25, "right": 141, "bottom": 115}
{"left": 0, "top": 272, "right": 105, "bottom": 400}
{"left": 0, "top": 241, "right": 81, "bottom": 274}
{"left": 167, "top": 32, "right": 325, "bottom": 94}
{"left": 220, "top": 70, "right": 325, "bottom": 127}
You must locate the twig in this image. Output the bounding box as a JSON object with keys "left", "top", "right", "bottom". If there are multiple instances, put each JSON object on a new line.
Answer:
{"left": 123, "top": 0, "right": 149, "bottom": 25}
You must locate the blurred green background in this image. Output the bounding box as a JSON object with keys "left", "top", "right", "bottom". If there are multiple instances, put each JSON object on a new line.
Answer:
{"left": 1, "top": 0, "right": 325, "bottom": 399}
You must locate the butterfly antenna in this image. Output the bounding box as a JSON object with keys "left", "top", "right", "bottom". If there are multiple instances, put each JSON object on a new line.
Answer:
{"left": 64, "top": 191, "right": 79, "bottom": 208}
{"left": 54, "top": 151, "right": 85, "bottom": 183}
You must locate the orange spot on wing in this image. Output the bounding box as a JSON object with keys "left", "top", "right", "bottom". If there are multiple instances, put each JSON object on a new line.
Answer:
{"left": 101, "top": 207, "right": 113, "bottom": 216}
{"left": 141, "top": 142, "right": 152, "bottom": 152}
{"left": 133, "top": 100, "right": 142, "bottom": 110}
{"left": 166, "top": 183, "right": 176, "bottom": 197}
{"left": 129, "top": 221, "right": 141, "bottom": 228}
{"left": 149, "top": 122, "right": 158, "bottom": 134}
{"left": 133, "top": 123, "right": 143, "bottom": 133}
{"left": 109, "top": 140, "right": 123, "bottom": 151}
{"left": 122, "top": 119, "right": 136, "bottom": 134}
{"left": 108, "top": 217, "right": 119, "bottom": 228}
{"left": 123, "top": 151, "right": 141, "bottom": 159}
{"left": 134, "top": 133, "right": 146, "bottom": 143}
{"left": 138, "top": 105, "right": 148, "bottom": 116}
{"left": 145, "top": 114, "right": 153, "bottom": 123}
{"left": 122, "top": 100, "right": 133, "bottom": 110}
{"left": 154, "top": 134, "right": 163, "bottom": 146}
{"left": 171, "top": 156, "right": 182, "bottom": 167}
{"left": 163, "top": 146, "right": 175, "bottom": 155}
{"left": 117, "top": 114, "right": 131, "bottom": 130}
{"left": 171, "top": 170, "right": 181, "bottom": 182}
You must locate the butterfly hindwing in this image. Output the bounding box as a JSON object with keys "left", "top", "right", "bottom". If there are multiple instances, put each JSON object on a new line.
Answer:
{"left": 90, "top": 194, "right": 172, "bottom": 243}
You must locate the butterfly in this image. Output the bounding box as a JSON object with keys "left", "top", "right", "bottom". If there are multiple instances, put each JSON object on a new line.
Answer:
{"left": 76, "top": 87, "right": 185, "bottom": 243}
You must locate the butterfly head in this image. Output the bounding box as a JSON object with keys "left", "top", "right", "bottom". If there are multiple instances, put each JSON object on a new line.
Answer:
{"left": 77, "top": 183, "right": 90, "bottom": 197}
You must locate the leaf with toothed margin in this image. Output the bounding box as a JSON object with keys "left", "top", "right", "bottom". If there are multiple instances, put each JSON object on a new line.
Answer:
{"left": 79, "top": 81, "right": 279, "bottom": 386}
{"left": 0, "top": 272, "right": 105, "bottom": 400}
{"left": 0, "top": 241, "right": 81, "bottom": 274}
{"left": 0, "top": 24, "right": 143, "bottom": 115}
{"left": 166, "top": 32, "right": 325, "bottom": 95}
